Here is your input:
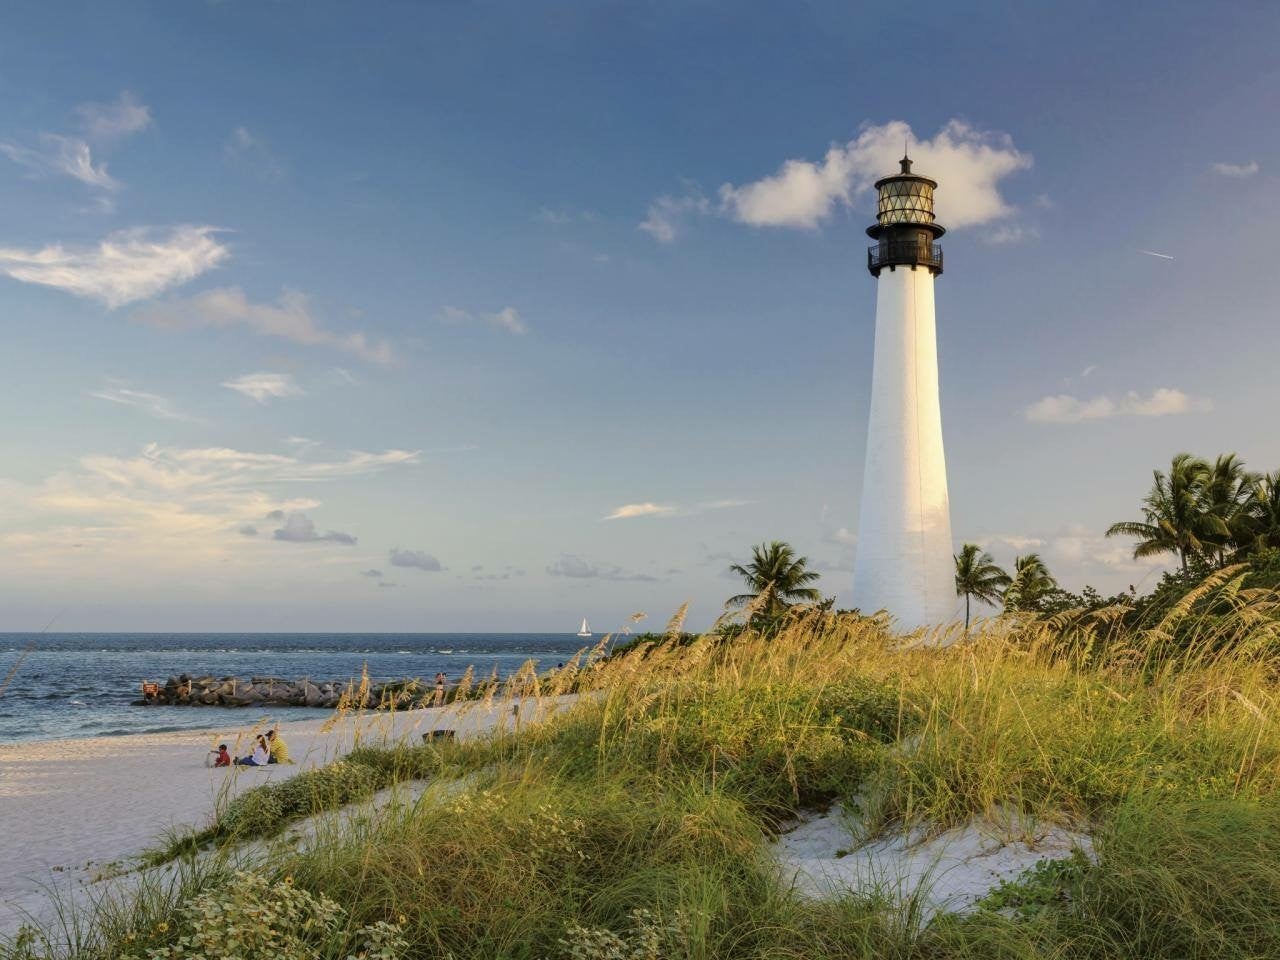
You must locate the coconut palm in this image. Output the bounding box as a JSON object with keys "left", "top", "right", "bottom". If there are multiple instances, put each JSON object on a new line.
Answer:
{"left": 1201, "top": 453, "right": 1259, "bottom": 563}
{"left": 1242, "top": 472, "right": 1280, "bottom": 554}
{"left": 727, "top": 541, "right": 822, "bottom": 626}
{"left": 1003, "top": 553, "right": 1058, "bottom": 612}
{"left": 953, "top": 544, "right": 1011, "bottom": 628}
{"left": 1106, "top": 453, "right": 1214, "bottom": 571}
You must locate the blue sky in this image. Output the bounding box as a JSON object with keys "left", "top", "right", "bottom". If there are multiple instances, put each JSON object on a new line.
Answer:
{"left": 0, "top": 1, "right": 1276, "bottom": 631}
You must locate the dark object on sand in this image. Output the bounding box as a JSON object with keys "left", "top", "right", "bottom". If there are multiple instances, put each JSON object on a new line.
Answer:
{"left": 422, "top": 729, "right": 456, "bottom": 743}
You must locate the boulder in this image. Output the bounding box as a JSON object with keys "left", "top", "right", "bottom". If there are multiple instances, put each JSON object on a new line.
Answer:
{"left": 303, "top": 681, "right": 324, "bottom": 707}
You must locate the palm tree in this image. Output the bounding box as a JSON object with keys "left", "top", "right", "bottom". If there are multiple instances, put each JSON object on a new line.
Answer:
{"left": 1106, "top": 453, "right": 1213, "bottom": 571}
{"left": 1242, "top": 472, "right": 1280, "bottom": 554}
{"left": 1003, "top": 553, "right": 1058, "bottom": 612}
{"left": 727, "top": 541, "right": 822, "bottom": 627}
{"left": 953, "top": 544, "right": 1010, "bottom": 628}
{"left": 1201, "top": 453, "right": 1258, "bottom": 563}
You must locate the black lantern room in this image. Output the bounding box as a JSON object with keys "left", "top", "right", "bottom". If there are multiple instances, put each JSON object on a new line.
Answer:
{"left": 866, "top": 154, "right": 945, "bottom": 277}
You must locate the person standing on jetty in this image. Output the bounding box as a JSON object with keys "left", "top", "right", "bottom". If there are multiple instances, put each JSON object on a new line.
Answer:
{"left": 433, "top": 673, "right": 446, "bottom": 708}
{"left": 266, "top": 728, "right": 291, "bottom": 764}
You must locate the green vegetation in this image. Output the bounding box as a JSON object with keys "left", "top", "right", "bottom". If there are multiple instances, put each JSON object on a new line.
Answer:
{"left": 10, "top": 563, "right": 1280, "bottom": 960}
{"left": 953, "top": 543, "right": 1011, "bottom": 628}
{"left": 726, "top": 540, "right": 822, "bottom": 630}
{"left": 1107, "top": 451, "right": 1280, "bottom": 571}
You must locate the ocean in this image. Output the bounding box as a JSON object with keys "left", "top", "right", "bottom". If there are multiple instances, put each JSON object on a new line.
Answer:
{"left": 0, "top": 633, "right": 596, "bottom": 744}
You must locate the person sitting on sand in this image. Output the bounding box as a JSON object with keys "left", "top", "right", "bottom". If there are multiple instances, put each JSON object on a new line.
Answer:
{"left": 266, "top": 728, "right": 291, "bottom": 765}
{"left": 234, "top": 735, "right": 270, "bottom": 766}
{"left": 213, "top": 744, "right": 231, "bottom": 767}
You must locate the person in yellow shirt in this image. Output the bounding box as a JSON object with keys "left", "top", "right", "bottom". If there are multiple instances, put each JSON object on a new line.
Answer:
{"left": 266, "top": 728, "right": 291, "bottom": 764}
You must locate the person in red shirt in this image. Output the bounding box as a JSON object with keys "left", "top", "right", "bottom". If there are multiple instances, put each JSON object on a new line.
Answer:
{"left": 213, "top": 744, "right": 231, "bottom": 767}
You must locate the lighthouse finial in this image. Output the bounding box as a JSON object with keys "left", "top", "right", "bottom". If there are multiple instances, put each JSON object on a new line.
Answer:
{"left": 901, "top": 137, "right": 912, "bottom": 174}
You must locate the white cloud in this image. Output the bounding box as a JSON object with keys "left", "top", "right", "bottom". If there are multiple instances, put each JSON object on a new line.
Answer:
{"left": 717, "top": 119, "right": 1032, "bottom": 231}
{"left": 1025, "top": 387, "right": 1212, "bottom": 424}
{"left": 1080, "top": 365, "right": 1099, "bottom": 378}
{"left": 604, "top": 502, "right": 675, "bottom": 520}
{"left": 438, "top": 304, "right": 527, "bottom": 335}
{"left": 0, "top": 226, "right": 228, "bottom": 308}
{"left": 135, "top": 287, "right": 395, "bottom": 363}
{"left": 639, "top": 190, "right": 711, "bottom": 243}
{"left": 272, "top": 511, "right": 356, "bottom": 545}
{"left": 221, "top": 372, "right": 303, "bottom": 404}
{"left": 76, "top": 92, "right": 152, "bottom": 142}
{"left": 87, "top": 383, "right": 191, "bottom": 421}
{"left": 1211, "top": 161, "right": 1259, "bottom": 178}
{"left": 389, "top": 547, "right": 443, "bottom": 571}
{"left": 0, "top": 134, "right": 118, "bottom": 190}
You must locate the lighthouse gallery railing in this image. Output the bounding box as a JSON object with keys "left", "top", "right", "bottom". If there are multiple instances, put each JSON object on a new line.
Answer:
{"left": 867, "top": 241, "right": 944, "bottom": 273}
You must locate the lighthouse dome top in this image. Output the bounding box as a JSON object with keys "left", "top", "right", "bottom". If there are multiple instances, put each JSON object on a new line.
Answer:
{"left": 871, "top": 153, "right": 941, "bottom": 230}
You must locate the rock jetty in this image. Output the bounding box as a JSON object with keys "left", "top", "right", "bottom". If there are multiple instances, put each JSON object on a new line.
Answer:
{"left": 134, "top": 674, "right": 452, "bottom": 710}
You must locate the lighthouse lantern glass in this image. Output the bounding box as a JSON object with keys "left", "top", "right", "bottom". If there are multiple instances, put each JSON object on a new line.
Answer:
{"left": 877, "top": 179, "right": 935, "bottom": 226}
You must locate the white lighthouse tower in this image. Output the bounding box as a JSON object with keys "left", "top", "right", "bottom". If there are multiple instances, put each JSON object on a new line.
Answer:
{"left": 850, "top": 154, "right": 956, "bottom": 629}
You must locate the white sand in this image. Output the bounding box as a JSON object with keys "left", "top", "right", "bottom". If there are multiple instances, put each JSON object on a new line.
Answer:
{"left": 774, "top": 803, "right": 1092, "bottom": 923}
{"left": 0, "top": 697, "right": 572, "bottom": 934}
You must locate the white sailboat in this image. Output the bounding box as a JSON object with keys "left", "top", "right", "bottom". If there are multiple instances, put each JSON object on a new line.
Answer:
{"left": 576, "top": 617, "right": 592, "bottom": 638}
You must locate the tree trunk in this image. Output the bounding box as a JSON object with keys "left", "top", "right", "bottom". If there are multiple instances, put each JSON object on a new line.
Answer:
{"left": 965, "top": 593, "right": 971, "bottom": 629}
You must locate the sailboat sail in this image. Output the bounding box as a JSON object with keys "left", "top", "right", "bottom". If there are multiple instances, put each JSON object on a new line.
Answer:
{"left": 577, "top": 617, "right": 592, "bottom": 637}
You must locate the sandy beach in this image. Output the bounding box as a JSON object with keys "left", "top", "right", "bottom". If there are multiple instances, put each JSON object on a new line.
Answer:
{"left": 0, "top": 697, "right": 570, "bottom": 934}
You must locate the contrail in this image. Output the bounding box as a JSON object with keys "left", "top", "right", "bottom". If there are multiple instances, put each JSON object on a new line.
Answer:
{"left": 1138, "top": 249, "right": 1175, "bottom": 260}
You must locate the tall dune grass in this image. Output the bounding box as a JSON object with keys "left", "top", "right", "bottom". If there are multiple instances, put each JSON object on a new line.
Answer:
{"left": 7, "top": 570, "right": 1280, "bottom": 959}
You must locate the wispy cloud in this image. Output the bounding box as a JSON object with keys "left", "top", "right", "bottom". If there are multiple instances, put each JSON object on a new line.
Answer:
{"left": 639, "top": 188, "right": 712, "bottom": 243}
{"left": 1137, "top": 249, "right": 1175, "bottom": 260}
{"left": 1025, "top": 387, "right": 1212, "bottom": 423}
{"left": 0, "top": 135, "right": 118, "bottom": 189}
{"left": 221, "top": 372, "right": 303, "bottom": 404}
{"left": 0, "top": 92, "right": 151, "bottom": 194}
{"left": 0, "top": 226, "right": 229, "bottom": 308}
{"left": 389, "top": 547, "right": 443, "bottom": 571}
{"left": 223, "top": 126, "right": 285, "bottom": 181}
{"left": 536, "top": 206, "right": 596, "bottom": 225}
{"left": 75, "top": 92, "right": 152, "bottom": 143}
{"left": 272, "top": 511, "right": 356, "bottom": 545}
{"left": 1211, "top": 160, "right": 1259, "bottom": 178}
{"left": 87, "top": 382, "right": 192, "bottom": 421}
{"left": 438, "top": 304, "right": 527, "bottom": 335}
{"left": 983, "top": 223, "right": 1039, "bottom": 245}
{"left": 135, "top": 287, "right": 395, "bottom": 364}
{"left": 604, "top": 502, "right": 675, "bottom": 520}
{"left": 715, "top": 119, "right": 1031, "bottom": 232}
{"left": 603, "top": 498, "right": 751, "bottom": 520}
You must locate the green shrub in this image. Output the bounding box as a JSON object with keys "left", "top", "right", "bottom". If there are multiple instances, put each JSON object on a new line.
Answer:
{"left": 120, "top": 870, "right": 406, "bottom": 960}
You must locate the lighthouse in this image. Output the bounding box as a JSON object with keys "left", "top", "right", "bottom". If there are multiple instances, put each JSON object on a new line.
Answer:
{"left": 850, "top": 154, "right": 956, "bottom": 629}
